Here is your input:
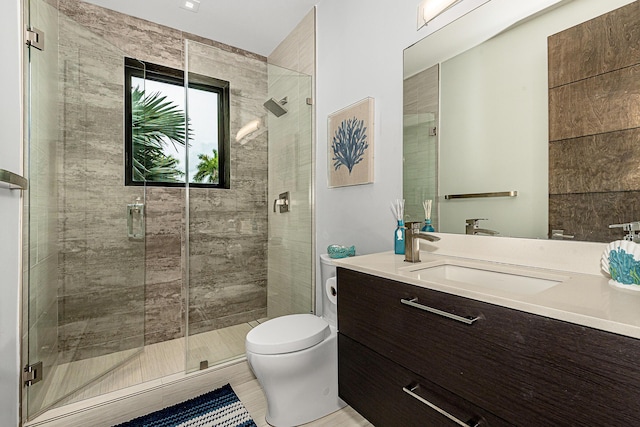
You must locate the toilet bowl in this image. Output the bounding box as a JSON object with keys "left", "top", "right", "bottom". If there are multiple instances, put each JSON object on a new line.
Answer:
{"left": 245, "top": 254, "right": 346, "bottom": 426}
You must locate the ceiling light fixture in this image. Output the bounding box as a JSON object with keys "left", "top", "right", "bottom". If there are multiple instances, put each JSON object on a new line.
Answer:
{"left": 180, "top": 0, "right": 200, "bottom": 13}
{"left": 417, "top": 0, "right": 459, "bottom": 29}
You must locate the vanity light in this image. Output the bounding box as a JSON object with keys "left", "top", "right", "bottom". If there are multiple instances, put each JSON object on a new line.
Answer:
{"left": 180, "top": 0, "right": 200, "bottom": 13}
{"left": 417, "top": 0, "right": 459, "bottom": 29}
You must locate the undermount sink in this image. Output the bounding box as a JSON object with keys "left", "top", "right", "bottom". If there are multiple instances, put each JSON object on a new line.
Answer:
{"left": 403, "top": 261, "right": 567, "bottom": 296}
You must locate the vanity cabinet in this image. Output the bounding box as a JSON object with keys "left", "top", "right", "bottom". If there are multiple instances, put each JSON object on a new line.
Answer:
{"left": 337, "top": 268, "right": 640, "bottom": 426}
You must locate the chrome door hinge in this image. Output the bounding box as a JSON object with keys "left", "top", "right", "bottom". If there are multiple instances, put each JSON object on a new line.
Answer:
{"left": 23, "top": 361, "right": 43, "bottom": 387}
{"left": 26, "top": 27, "right": 44, "bottom": 51}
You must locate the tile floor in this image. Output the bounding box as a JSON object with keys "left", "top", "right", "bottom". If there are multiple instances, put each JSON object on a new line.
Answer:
{"left": 48, "top": 321, "right": 256, "bottom": 408}
{"left": 235, "top": 378, "right": 374, "bottom": 427}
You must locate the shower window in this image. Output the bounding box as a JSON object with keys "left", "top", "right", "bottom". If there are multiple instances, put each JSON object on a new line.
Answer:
{"left": 124, "top": 58, "right": 230, "bottom": 188}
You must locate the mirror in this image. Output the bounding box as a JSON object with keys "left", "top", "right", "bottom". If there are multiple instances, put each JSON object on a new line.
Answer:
{"left": 403, "top": 0, "right": 639, "bottom": 242}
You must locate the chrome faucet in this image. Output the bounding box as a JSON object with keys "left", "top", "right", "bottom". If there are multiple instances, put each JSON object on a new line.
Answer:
{"left": 465, "top": 218, "right": 499, "bottom": 236}
{"left": 609, "top": 221, "right": 640, "bottom": 243}
{"left": 404, "top": 221, "right": 440, "bottom": 263}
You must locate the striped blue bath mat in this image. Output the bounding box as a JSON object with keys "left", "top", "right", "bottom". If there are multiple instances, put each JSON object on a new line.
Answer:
{"left": 114, "top": 384, "right": 257, "bottom": 427}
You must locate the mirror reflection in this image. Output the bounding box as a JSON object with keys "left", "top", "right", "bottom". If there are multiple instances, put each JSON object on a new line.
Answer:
{"left": 403, "top": 0, "right": 639, "bottom": 242}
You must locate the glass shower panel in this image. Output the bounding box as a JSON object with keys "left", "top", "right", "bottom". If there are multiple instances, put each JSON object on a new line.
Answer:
{"left": 184, "top": 39, "right": 264, "bottom": 372}
{"left": 23, "top": 0, "right": 60, "bottom": 418}
{"left": 183, "top": 42, "right": 313, "bottom": 372}
{"left": 266, "top": 64, "right": 313, "bottom": 319}
{"left": 24, "top": 1, "right": 146, "bottom": 418}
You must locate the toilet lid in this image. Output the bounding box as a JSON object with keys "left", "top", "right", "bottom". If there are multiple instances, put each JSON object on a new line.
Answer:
{"left": 246, "top": 314, "right": 330, "bottom": 355}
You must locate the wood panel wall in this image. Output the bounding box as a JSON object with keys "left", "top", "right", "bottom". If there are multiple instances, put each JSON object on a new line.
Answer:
{"left": 548, "top": 0, "right": 640, "bottom": 242}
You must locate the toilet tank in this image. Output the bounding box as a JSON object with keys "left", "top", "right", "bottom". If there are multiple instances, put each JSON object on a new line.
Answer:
{"left": 319, "top": 254, "right": 337, "bottom": 327}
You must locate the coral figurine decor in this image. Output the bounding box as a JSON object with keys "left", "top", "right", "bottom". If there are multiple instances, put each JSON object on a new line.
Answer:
{"left": 601, "top": 240, "right": 640, "bottom": 292}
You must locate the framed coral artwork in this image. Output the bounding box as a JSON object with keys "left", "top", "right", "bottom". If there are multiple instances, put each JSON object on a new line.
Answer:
{"left": 327, "top": 97, "right": 374, "bottom": 188}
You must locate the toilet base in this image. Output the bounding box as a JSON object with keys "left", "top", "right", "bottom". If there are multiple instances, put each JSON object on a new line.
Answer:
{"left": 247, "top": 326, "right": 345, "bottom": 427}
{"left": 265, "top": 398, "right": 346, "bottom": 427}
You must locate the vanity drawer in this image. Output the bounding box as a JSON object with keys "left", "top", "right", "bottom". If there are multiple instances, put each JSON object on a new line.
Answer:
{"left": 338, "top": 333, "right": 511, "bottom": 427}
{"left": 337, "top": 268, "right": 640, "bottom": 425}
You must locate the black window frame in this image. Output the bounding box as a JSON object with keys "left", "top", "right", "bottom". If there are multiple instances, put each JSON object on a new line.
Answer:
{"left": 124, "top": 57, "right": 230, "bottom": 189}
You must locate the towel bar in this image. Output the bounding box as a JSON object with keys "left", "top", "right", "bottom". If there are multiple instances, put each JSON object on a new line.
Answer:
{"left": 0, "top": 169, "right": 28, "bottom": 190}
{"left": 444, "top": 191, "right": 517, "bottom": 200}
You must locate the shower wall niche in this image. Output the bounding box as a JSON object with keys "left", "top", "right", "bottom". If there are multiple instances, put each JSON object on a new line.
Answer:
{"left": 57, "top": 0, "right": 268, "bottom": 362}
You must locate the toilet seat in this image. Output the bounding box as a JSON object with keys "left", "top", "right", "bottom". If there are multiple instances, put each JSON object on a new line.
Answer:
{"left": 246, "top": 314, "right": 330, "bottom": 355}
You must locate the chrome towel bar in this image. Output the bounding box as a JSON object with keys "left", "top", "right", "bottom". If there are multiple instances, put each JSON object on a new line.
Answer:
{"left": 444, "top": 190, "right": 517, "bottom": 200}
{"left": 0, "top": 169, "right": 28, "bottom": 190}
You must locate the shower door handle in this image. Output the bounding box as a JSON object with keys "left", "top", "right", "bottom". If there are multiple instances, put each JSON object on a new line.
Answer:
{"left": 127, "top": 200, "right": 145, "bottom": 239}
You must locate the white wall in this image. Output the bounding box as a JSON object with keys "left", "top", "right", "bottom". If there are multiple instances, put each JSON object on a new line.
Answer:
{"left": 315, "top": 0, "right": 423, "bottom": 259}
{"left": 0, "top": 0, "right": 23, "bottom": 424}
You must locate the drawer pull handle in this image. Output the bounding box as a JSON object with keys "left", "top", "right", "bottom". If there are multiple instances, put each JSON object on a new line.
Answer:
{"left": 403, "top": 384, "right": 483, "bottom": 427}
{"left": 401, "top": 297, "right": 479, "bottom": 325}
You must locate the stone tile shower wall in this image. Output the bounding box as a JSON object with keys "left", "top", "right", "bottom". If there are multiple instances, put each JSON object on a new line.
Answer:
{"left": 548, "top": 1, "right": 640, "bottom": 242}
{"left": 57, "top": 2, "right": 146, "bottom": 363}
{"left": 186, "top": 41, "right": 268, "bottom": 336}
{"left": 57, "top": 0, "right": 267, "bottom": 362}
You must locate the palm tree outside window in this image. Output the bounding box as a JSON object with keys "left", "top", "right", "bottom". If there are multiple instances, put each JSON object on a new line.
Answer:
{"left": 124, "top": 58, "right": 230, "bottom": 188}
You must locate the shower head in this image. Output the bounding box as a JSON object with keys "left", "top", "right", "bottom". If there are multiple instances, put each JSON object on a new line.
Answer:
{"left": 263, "top": 97, "right": 288, "bottom": 117}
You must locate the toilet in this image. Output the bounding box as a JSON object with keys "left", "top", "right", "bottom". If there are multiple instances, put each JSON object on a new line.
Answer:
{"left": 245, "top": 254, "right": 346, "bottom": 426}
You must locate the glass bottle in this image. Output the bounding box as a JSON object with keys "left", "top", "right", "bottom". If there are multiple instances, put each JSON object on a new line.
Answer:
{"left": 394, "top": 220, "right": 405, "bottom": 255}
{"left": 421, "top": 219, "right": 435, "bottom": 232}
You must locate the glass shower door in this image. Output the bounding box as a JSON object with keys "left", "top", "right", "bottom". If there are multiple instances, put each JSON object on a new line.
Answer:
{"left": 23, "top": 0, "right": 60, "bottom": 418}
{"left": 24, "top": 0, "right": 146, "bottom": 419}
{"left": 182, "top": 41, "right": 313, "bottom": 372}
{"left": 184, "top": 39, "right": 257, "bottom": 373}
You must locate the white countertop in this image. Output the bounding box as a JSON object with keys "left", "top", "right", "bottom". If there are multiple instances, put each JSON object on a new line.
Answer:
{"left": 332, "top": 251, "right": 640, "bottom": 340}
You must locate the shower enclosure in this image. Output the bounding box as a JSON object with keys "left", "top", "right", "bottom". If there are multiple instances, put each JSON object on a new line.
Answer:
{"left": 22, "top": 0, "right": 313, "bottom": 421}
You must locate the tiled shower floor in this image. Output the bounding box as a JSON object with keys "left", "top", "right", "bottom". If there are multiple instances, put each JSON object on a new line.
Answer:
{"left": 46, "top": 320, "right": 262, "bottom": 409}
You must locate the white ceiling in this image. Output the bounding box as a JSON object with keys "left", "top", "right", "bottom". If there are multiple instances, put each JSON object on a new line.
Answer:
{"left": 82, "top": 0, "right": 320, "bottom": 57}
